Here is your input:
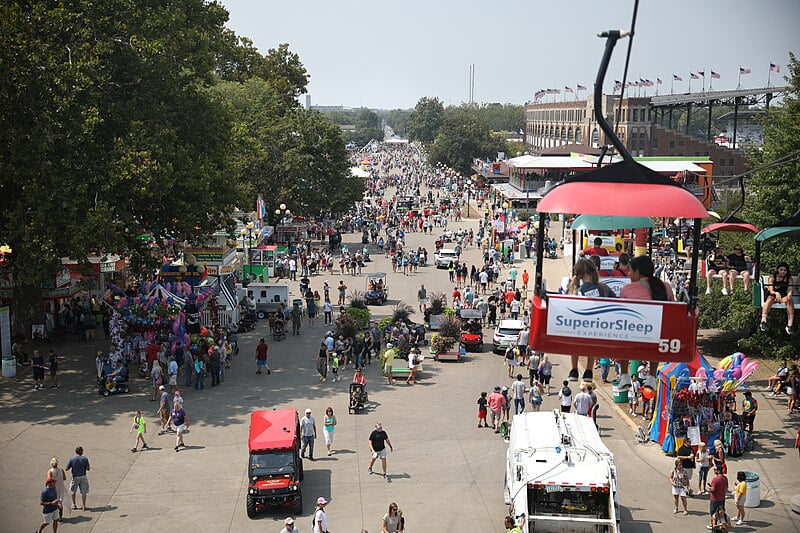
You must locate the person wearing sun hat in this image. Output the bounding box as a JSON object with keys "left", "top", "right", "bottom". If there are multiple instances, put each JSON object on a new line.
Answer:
{"left": 313, "top": 497, "right": 329, "bottom": 533}
{"left": 383, "top": 343, "right": 396, "bottom": 385}
{"left": 280, "top": 516, "right": 297, "bottom": 533}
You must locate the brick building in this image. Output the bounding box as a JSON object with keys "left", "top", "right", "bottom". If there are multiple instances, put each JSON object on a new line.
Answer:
{"left": 524, "top": 95, "right": 748, "bottom": 175}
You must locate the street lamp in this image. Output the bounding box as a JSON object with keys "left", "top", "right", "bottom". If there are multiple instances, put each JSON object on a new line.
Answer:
{"left": 275, "top": 204, "right": 291, "bottom": 245}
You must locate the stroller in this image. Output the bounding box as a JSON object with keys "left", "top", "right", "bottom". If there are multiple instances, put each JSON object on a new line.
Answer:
{"left": 348, "top": 379, "right": 368, "bottom": 413}
{"left": 273, "top": 317, "right": 286, "bottom": 341}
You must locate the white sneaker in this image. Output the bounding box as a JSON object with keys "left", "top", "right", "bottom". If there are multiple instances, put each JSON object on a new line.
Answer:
{"left": 705, "top": 288, "right": 712, "bottom": 295}
{"left": 736, "top": 519, "right": 743, "bottom": 525}
{"left": 721, "top": 288, "right": 729, "bottom": 295}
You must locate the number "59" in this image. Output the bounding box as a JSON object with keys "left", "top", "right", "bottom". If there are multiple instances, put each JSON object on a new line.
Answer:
{"left": 658, "top": 339, "right": 681, "bottom": 353}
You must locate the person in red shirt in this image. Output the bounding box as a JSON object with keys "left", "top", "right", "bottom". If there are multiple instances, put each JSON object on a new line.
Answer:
{"left": 452, "top": 288, "right": 461, "bottom": 304}
{"left": 796, "top": 428, "right": 800, "bottom": 459}
{"left": 145, "top": 340, "right": 159, "bottom": 374}
{"left": 487, "top": 386, "right": 506, "bottom": 433}
{"left": 707, "top": 467, "right": 729, "bottom": 524}
{"left": 255, "top": 338, "right": 269, "bottom": 375}
{"left": 581, "top": 237, "right": 609, "bottom": 257}
{"left": 521, "top": 269, "right": 530, "bottom": 290}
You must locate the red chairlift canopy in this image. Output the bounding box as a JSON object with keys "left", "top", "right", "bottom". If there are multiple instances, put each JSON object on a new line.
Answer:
{"left": 537, "top": 161, "right": 708, "bottom": 219}
{"left": 702, "top": 215, "right": 758, "bottom": 234}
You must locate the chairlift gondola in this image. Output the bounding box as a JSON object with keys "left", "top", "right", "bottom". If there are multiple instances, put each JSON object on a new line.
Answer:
{"left": 529, "top": 30, "right": 707, "bottom": 364}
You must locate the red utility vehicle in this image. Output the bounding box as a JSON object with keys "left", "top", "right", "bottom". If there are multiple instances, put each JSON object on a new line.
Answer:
{"left": 246, "top": 409, "right": 304, "bottom": 518}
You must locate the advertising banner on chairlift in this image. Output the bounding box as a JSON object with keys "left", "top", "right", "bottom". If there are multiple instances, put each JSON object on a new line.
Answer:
{"left": 530, "top": 294, "right": 697, "bottom": 362}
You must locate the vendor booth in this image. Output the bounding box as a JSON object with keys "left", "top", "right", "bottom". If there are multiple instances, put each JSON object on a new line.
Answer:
{"left": 649, "top": 351, "right": 758, "bottom": 458}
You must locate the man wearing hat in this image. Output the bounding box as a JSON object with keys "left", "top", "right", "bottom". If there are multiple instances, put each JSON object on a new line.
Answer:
{"left": 313, "top": 497, "right": 329, "bottom": 533}
{"left": 37, "top": 477, "right": 60, "bottom": 532}
{"left": 280, "top": 516, "right": 298, "bottom": 533}
{"left": 300, "top": 409, "right": 317, "bottom": 461}
{"left": 487, "top": 386, "right": 506, "bottom": 433}
{"left": 383, "top": 343, "right": 396, "bottom": 385}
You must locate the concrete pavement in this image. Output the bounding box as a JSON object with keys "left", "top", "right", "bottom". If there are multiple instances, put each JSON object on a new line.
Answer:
{"left": 2, "top": 205, "right": 799, "bottom": 532}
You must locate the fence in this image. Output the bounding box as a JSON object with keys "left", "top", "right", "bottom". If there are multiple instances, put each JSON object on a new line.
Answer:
{"left": 201, "top": 307, "right": 239, "bottom": 328}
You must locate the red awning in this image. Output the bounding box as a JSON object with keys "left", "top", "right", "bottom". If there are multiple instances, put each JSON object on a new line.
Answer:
{"left": 537, "top": 182, "right": 708, "bottom": 219}
{"left": 702, "top": 222, "right": 758, "bottom": 233}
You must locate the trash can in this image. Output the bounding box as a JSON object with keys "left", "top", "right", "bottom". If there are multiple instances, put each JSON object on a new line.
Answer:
{"left": 744, "top": 471, "right": 760, "bottom": 508}
{"left": 612, "top": 380, "right": 628, "bottom": 403}
{"left": 1, "top": 357, "right": 16, "bottom": 378}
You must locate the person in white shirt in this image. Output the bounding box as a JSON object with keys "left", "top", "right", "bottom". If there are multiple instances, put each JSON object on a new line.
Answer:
{"left": 558, "top": 381, "right": 573, "bottom": 413}
{"left": 573, "top": 385, "right": 593, "bottom": 416}
{"left": 280, "top": 516, "right": 299, "bottom": 533}
{"left": 313, "top": 497, "right": 328, "bottom": 533}
{"left": 509, "top": 299, "right": 521, "bottom": 319}
{"left": 511, "top": 374, "right": 526, "bottom": 414}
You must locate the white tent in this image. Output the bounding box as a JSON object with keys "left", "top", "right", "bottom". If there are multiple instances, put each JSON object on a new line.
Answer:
{"left": 146, "top": 284, "right": 186, "bottom": 306}
{"left": 350, "top": 167, "right": 371, "bottom": 178}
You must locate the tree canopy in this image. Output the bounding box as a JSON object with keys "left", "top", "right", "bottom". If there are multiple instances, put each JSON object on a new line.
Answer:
{"left": 427, "top": 104, "right": 506, "bottom": 175}
{"left": 408, "top": 97, "right": 445, "bottom": 143}
{"left": 0, "top": 0, "right": 358, "bottom": 335}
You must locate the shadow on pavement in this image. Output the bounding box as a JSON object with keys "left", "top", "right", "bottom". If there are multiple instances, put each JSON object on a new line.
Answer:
{"left": 618, "top": 505, "right": 657, "bottom": 532}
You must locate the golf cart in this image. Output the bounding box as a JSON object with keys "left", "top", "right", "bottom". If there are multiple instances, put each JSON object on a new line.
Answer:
{"left": 246, "top": 409, "right": 304, "bottom": 518}
{"left": 364, "top": 272, "right": 388, "bottom": 305}
{"left": 457, "top": 308, "right": 484, "bottom": 351}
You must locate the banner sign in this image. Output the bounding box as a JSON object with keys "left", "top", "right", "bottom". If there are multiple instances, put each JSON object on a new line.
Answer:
{"left": 530, "top": 295, "right": 697, "bottom": 362}
{"left": 547, "top": 297, "right": 663, "bottom": 343}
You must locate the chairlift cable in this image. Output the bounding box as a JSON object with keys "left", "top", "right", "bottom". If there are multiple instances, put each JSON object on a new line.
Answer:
{"left": 613, "top": 0, "right": 640, "bottom": 135}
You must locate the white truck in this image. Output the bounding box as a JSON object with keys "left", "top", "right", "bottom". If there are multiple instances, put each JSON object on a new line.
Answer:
{"left": 504, "top": 410, "right": 619, "bottom": 533}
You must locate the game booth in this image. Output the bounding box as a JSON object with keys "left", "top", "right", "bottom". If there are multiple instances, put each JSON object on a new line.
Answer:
{"left": 106, "top": 281, "right": 219, "bottom": 370}
{"left": 649, "top": 351, "right": 758, "bottom": 457}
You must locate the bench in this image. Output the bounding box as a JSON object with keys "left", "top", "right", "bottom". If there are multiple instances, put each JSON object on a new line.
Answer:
{"left": 755, "top": 275, "right": 800, "bottom": 309}
{"left": 702, "top": 261, "right": 755, "bottom": 284}
{"left": 387, "top": 364, "right": 423, "bottom": 378}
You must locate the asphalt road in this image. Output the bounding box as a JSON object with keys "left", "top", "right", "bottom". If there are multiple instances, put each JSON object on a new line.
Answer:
{"left": 1, "top": 193, "right": 798, "bottom": 533}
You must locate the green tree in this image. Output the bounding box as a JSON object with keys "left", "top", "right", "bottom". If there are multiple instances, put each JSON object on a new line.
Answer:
{"left": 211, "top": 79, "right": 362, "bottom": 215}
{"left": 698, "top": 53, "right": 800, "bottom": 358}
{"left": 408, "top": 97, "right": 444, "bottom": 143}
{"left": 428, "top": 105, "right": 506, "bottom": 174}
{"left": 0, "top": 0, "right": 244, "bottom": 336}
{"left": 479, "top": 103, "right": 525, "bottom": 132}
{"left": 385, "top": 108, "right": 413, "bottom": 136}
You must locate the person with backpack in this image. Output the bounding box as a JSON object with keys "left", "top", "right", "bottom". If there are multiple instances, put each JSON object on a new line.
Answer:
{"left": 558, "top": 380, "right": 573, "bottom": 413}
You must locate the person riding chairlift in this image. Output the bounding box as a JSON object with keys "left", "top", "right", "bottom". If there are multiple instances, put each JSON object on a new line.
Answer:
{"left": 566, "top": 258, "right": 615, "bottom": 382}
{"left": 617, "top": 255, "right": 674, "bottom": 390}
{"left": 760, "top": 262, "right": 794, "bottom": 335}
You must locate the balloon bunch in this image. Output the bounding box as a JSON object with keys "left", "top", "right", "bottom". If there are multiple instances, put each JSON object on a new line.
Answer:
{"left": 714, "top": 352, "right": 759, "bottom": 391}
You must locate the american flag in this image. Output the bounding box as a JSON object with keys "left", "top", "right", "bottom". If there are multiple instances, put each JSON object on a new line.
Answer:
{"left": 656, "top": 78, "right": 663, "bottom": 85}
{"left": 697, "top": 70, "right": 705, "bottom": 77}
{"left": 645, "top": 79, "right": 655, "bottom": 87}
{"left": 553, "top": 89, "right": 561, "bottom": 94}
{"left": 690, "top": 72, "right": 700, "bottom": 80}
{"left": 739, "top": 67, "right": 751, "bottom": 75}
{"left": 711, "top": 71, "right": 721, "bottom": 79}
{"left": 577, "top": 84, "right": 587, "bottom": 91}
{"left": 565, "top": 86, "right": 574, "bottom": 93}
{"left": 256, "top": 195, "right": 266, "bottom": 222}
{"left": 673, "top": 74, "right": 683, "bottom": 81}
{"left": 770, "top": 63, "right": 781, "bottom": 73}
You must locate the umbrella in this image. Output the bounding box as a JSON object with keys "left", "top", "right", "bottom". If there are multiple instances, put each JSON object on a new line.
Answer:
{"left": 571, "top": 214, "right": 655, "bottom": 231}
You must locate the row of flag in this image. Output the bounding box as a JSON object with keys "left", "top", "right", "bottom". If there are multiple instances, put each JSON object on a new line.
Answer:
{"left": 534, "top": 85, "right": 587, "bottom": 100}
{"left": 534, "top": 63, "right": 782, "bottom": 100}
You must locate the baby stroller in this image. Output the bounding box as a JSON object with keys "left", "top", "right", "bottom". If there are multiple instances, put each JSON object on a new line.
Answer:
{"left": 348, "top": 381, "right": 368, "bottom": 413}
{"left": 273, "top": 317, "right": 286, "bottom": 341}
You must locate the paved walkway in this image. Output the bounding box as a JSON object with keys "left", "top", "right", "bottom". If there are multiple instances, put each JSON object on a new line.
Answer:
{"left": 2, "top": 201, "right": 799, "bottom": 532}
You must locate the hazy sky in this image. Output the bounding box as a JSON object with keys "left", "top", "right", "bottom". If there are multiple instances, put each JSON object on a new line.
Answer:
{"left": 220, "top": 0, "right": 799, "bottom": 109}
